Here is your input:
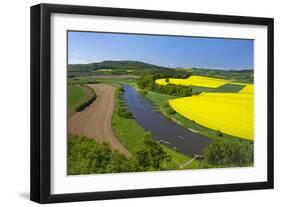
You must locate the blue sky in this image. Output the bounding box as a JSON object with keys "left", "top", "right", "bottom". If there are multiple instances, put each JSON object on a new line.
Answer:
{"left": 68, "top": 31, "right": 253, "bottom": 70}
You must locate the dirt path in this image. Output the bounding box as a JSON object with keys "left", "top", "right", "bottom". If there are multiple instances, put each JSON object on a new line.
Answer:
{"left": 179, "top": 155, "right": 200, "bottom": 168}
{"left": 68, "top": 84, "right": 130, "bottom": 157}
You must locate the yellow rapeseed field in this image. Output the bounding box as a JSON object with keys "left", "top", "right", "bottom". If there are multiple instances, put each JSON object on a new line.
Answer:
{"left": 169, "top": 92, "right": 254, "bottom": 140}
{"left": 156, "top": 75, "right": 229, "bottom": 88}
{"left": 156, "top": 75, "right": 254, "bottom": 139}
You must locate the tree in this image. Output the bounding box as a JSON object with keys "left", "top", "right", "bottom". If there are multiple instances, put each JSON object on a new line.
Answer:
{"left": 142, "top": 133, "right": 171, "bottom": 169}
{"left": 203, "top": 139, "right": 253, "bottom": 167}
{"left": 135, "top": 150, "right": 150, "bottom": 169}
{"left": 68, "top": 136, "right": 136, "bottom": 175}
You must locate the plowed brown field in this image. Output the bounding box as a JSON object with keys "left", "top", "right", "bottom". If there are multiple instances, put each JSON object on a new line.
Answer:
{"left": 68, "top": 84, "right": 130, "bottom": 157}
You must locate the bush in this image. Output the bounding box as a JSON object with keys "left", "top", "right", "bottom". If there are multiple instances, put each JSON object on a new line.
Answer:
{"left": 217, "top": 130, "right": 223, "bottom": 137}
{"left": 118, "top": 86, "right": 125, "bottom": 92}
{"left": 167, "top": 107, "right": 176, "bottom": 115}
{"left": 139, "top": 90, "right": 148, "bottom": 95}
{"left": 87, "top": 80, "right": 99, "bottom": 84}
{"left": 135, "top": 133, "right": 171, "bottom": 170}
{"left": 118, "top": 107, "right": 133, "bottom": 119}
{"left": 164, "top": 102, "right": 169, "bottom": 107}
{"left": 203, "top": 139, "right": 253, "bottom": 167}
{"left": 164, "top": 101, "right": 176, "bottom": 114}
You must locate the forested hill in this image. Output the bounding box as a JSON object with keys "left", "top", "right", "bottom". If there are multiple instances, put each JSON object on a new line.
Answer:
{"left": 68, "top": 60, "right": 170, "bottom": 72}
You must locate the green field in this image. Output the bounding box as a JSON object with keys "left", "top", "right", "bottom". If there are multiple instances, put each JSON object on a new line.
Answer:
{"left": 68, "top": 85, "right": 86, "bottom": 106}
{"left": 67, "top": 85, "right": 93, "bottom": 116}
{"left": 191, "top": 83, "right": 245, "bottom": 93}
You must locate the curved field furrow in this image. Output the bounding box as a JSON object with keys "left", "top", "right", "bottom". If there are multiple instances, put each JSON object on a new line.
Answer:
{"left": 68, "top": 84, "right": 130, "bottom": 157}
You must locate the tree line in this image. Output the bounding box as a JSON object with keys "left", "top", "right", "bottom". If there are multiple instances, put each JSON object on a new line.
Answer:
{"left": 137, "top": 72, "right": 193, "bottom": 97}
{"left": 67, "top": 133, "right": 171, "bottom": 175}
{"left": 116, "top": 86, "right": 133, "bottom": 119}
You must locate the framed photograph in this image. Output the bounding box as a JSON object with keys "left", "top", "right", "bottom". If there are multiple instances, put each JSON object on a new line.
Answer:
{"left": 30, "top": 3, "right": 274, "bottom": 203}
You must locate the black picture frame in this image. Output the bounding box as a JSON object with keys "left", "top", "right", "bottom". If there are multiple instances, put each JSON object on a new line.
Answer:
{"left": 30, "top": 3, "right": 274, "bottom": 204}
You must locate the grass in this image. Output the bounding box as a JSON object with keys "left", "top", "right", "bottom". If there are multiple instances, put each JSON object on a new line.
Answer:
{"left": 67, "top": 85, "right": 86, "bottom": 107}
{"left": 161, "top": 145, "right": 201, "bottom": 170}
{"left": 112, "top": 112, "right": 146, "bottom": 155}
{"left": 67, "top": 84, "right": 95, "bottom": 116}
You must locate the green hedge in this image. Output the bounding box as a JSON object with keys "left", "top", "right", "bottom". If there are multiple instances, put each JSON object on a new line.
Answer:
{"left": 75, "top": 85, "right": 97, "bottom": 112}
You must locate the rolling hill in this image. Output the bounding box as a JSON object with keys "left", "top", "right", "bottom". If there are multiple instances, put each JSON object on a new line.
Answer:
{"left": 68, "top": 60, "right": 170, "bottom": 72}
{"left": 68, "top": 60, "right": 253, "bottom": 83}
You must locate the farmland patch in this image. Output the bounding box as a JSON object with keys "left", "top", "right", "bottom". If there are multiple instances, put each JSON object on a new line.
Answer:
{"left": 156, "top": 75, "right": 229, "bottom": 88}
{"left": 169, "top": 93, "right": 254, "bottom": 140}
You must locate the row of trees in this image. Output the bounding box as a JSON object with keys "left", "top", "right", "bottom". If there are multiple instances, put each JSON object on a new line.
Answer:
{"left": 67, "top": 133, "right": 171, "bottom": 175}
{"left": 137, "top": 72, "right": 193, "bottom": 97}
{"left": 152, "top": 83, "right": 193, "bottom": 97}
{"left": 116, "top": 86, "right": 133, "bottom": 119}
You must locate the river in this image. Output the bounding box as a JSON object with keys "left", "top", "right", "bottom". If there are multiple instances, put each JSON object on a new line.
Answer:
{"left": 123, "top": 85, "right": 212, "bottom": 157}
